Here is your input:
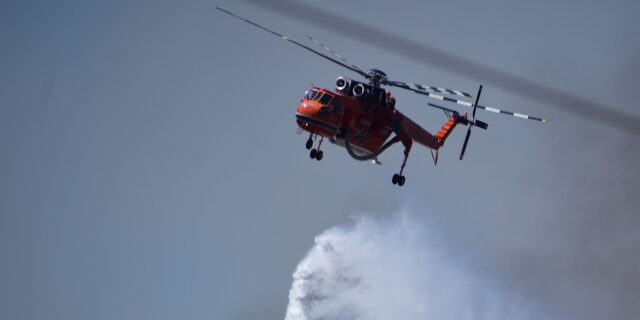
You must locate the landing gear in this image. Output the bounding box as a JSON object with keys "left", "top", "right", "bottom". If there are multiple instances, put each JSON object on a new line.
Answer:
{"left": 309, "top": 148, "right": 324, "bottom": 160}
{"left": 305, "top": 135, "right": 313, "bottom": 150}
{"left": 392, "top": 173, "right": 406, "bottom": 186}
{"left": 392, "top": 140, "right": 412, "bottom": 187}
{"left": 308, "top": 135, "right": 324, "bottom": 161}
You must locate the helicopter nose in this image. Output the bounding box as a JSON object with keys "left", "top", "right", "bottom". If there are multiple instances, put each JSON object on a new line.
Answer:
{"left": 296, "top": 99, "right": 340, "bottom": 135}
{"left": 297, "top": 100, "right": 320, "bottom": 116}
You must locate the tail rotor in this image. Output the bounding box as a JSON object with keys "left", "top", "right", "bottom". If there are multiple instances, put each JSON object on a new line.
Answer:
{"left": 459, "top": 85, "right": 485, "bottom": 160}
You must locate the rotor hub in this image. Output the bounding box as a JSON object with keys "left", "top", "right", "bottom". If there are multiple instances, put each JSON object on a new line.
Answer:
{"left": 367, "top": 69, "right": 387, "bottom": 87}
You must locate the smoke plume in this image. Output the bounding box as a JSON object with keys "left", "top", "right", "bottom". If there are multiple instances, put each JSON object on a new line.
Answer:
{"left": 284, "top": 212, "right": 548, "bottom": 320}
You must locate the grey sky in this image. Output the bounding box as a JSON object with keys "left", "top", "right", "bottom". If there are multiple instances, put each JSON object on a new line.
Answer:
{"left": 1, "top": 0, "right": 639, "bottom": 319}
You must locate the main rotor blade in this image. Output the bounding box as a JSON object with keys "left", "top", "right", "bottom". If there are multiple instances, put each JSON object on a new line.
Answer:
{"left": 387, "top": 80, "right": 472, "bottom": 98}
{"left": 215, "top": 6, "right": 368, "bottom": 78}
{"left": 427, "top": 102, "right": 458, "bottom": 114}
{"left": 309, "top": 36, "right": 473, "bottom": 100}
{"left": 389, "top": 81, "right": 546, "bottom": 122}
{"left": 241, "top": 0, "right": 640, "bottom": 137}
{"left": 424, "top": 85, "right": 472, "bottom": 99}
{"left": 307, "top": 36, "right": 367, "bottom": 75}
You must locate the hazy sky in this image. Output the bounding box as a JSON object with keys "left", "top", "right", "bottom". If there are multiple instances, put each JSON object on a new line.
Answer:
{"left": 1, "top": 0, "right": 639, "bottom": 319}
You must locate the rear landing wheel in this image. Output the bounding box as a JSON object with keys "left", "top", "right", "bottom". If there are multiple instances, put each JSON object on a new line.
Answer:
{"left": 392, "top": 174, "right": 405, "bottom": 186}
{"left": 316, "top": 150, "right": 324, "bottom": 161}
{"left": 310, "top": 148, "right": 317, "bottom": 159}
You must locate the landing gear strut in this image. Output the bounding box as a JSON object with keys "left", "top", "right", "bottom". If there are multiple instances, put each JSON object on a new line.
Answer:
{"left": 392, "top": 140, "right": 411, "bottom": 187}
{"left": 309, "top": 136, "right": 324, "bottom": 161}
{"left": 305, "top": 133, "right": 313, "bottom": 150}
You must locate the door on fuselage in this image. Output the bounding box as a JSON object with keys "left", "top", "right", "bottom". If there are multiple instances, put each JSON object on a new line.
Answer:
{"left": 348, "top": 114, "right": 393, "bottom": 153}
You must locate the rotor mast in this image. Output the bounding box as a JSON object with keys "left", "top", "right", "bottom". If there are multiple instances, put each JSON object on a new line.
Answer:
{"left": 367, "top": 69, "right": 387, "bottom": 88}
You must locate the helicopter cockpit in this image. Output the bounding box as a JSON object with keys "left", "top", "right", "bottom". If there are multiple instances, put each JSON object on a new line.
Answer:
{"left": 303, "top": 89, "right": 318, "bottom": 101}
{"left": 300, "top": 88, "right": 343, "bottom": 116}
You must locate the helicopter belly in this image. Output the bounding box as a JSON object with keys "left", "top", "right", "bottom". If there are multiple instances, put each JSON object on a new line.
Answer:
{"left": 329, "top": 137, "right": 373, "bottom": 156}
{"left": 296, "top": 113, "right": 391, "bottom": 154}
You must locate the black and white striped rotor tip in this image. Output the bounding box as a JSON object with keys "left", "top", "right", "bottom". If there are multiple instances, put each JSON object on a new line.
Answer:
{"left": 406, "top": 84, "right": 546, "bottom": 123}
{"left": 386, "top": 80, "right": 472, "bottom": 98}
{"left": 307, "top": 36, "right": 366, "bottom": 74}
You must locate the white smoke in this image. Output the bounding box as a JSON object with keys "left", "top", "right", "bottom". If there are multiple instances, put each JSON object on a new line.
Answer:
{"left": 284, "top": 212, "right": 548, "bottom": 320}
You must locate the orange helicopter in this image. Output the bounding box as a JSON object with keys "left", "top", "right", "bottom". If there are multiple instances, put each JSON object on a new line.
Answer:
{"left": 217, "top": 7, "right": 545, "bottom": 186}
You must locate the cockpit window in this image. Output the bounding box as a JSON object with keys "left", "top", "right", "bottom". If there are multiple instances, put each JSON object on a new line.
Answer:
{"left": 304, "top": 90, "right": 318, "bottom": 101}
{"left": 319, "top": 94, "right": 333, "bottom": 105}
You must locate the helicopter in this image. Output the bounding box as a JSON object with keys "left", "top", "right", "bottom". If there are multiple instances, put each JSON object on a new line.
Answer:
{"left": 217, "top": 7, "right": 546, "bottom": 186}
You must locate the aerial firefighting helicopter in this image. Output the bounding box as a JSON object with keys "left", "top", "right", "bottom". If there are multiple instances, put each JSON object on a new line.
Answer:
{"left": 217, "top": 7, "right": 546, "bottom": 186}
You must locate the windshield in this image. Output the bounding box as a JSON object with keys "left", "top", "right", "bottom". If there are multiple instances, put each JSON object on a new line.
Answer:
{"left": 319, "top": 93, "right": 333, "bottom": 105}
{"left": 303, "top": 90, "right": 318, "bottom": 101}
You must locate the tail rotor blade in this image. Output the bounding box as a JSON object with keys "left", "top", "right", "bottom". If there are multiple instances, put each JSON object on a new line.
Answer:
{"left": 474, "top": 119, "right": 488, "bottom": 130}
{"left": 460, "top": 127, "right": 472, "bottom": 160}
{"left": 459, "top": 85, "right": 482, "bottom": 161}
{"left": 472, "top": 84, "right": 483, "bottom": 121}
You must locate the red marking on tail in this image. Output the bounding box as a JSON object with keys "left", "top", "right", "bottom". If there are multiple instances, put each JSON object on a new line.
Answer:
{"left": 435, "top": 114, "right": 463, "bottom": 148}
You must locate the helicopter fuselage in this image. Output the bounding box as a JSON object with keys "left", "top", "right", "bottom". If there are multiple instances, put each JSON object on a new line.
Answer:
{"left": 295, "top": 87, "right": 400, "bottom": 156}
